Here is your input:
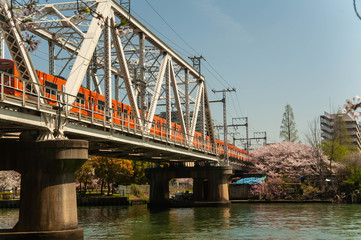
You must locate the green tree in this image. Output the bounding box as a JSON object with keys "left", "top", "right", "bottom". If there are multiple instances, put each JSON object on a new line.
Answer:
{"left": 92, "top": 156, "right": 134, "bottom": 195}
{"left": 280, "top": 104, "right": 298, "bottom": 142}
{"left": 131, "top": 161, "right": 149, "bottom": 184}
{"left": 75, "top": 160, "right": 94, "bottom": 193}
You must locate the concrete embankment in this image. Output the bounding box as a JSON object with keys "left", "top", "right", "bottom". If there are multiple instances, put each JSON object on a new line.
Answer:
{"left": 0, "top": 197, "right": 132, "bottom": 208}
{"left": 0, "top": 200, "right": 19, "bottom": 208}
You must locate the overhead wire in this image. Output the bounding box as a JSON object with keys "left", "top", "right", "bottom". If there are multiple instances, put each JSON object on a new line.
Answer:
{"left": 136, "top": 0, "right": 267, "bottom": 145}
{"left": 144, "top": 0, "right": 201, "bottom": 56}
{"left": 131, "top": 10, "right": 193, "bottom": 58}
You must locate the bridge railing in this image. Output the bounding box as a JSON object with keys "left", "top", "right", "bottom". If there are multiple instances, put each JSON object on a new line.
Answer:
{"left": 0, "top": 71, "right": 218, "bottom": 157}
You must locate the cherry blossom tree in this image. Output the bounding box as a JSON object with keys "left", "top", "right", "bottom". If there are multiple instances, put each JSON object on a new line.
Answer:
{"left": 251, "top": 141, "right": 338, "bottom": 178}
{"left": 0, "top": 0, "right": 42, "bottom": 52}
{"left": 0, "top": 170, "right": 20, "bottom": 190}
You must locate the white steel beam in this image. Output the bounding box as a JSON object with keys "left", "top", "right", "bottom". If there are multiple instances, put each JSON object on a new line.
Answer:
{"left": 1, "top": 1, "right": 43, "bottom": 97}
{"left": 104, "top": 17, "right": 112, "bottom": 116}
{"left": 110, "top": 15, "right": 142, "bottom": 127}
{"left": 0, "top": 32, "right": 4, "bottom": 59}
{"left": 48, "top": 41, "right": 55, "bottom": 75}
{"left": 64, "top": 1, "right": 111, "bottom": 104}
{"left": 111, "top": 1, "right": 204, "bottom": 81}
{"left": 184, "top": 69, "right": 190, "bottom": 131}
{"left": 203, "top": 83, "right": 216, "bottom": 146}
{"left": 170, "top": 60, "right": 188, "bottom": 143}
{"left": 165, "top": 60, "right": 171, "bottom": 138}
{"left": 190, "top": 81, "right": 204, "bottom": 141}
{"left": 46, "top": 6, "right": 85, "bottom": 38}
{"left": 139, "top": 32, "right": 146, "bottom": 123}
{"left": 145, "top": 54, "right": 169, "bottom": 131}
{"left": 91, "top": 73, "right": 103, "bottom": 95}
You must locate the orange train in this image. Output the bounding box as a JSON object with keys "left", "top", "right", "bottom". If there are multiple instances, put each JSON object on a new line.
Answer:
{"left": 0, "top": 58, "right": 248, "bottom": 161}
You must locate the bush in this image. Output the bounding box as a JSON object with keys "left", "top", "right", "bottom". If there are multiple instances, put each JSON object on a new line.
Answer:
{"left": 301, "top": 184, "right": 319, "bottom": 199}
{"left": 250, "top": 177, "right": 285, "bottom": 200}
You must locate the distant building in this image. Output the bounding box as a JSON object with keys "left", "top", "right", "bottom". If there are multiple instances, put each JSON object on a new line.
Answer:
{"left": 320, "top": 112, "right": 361, "bottom": 151}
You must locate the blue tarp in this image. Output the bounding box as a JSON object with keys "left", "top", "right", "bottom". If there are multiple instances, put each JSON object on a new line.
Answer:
{"left": 233, "top": 177, "right": 266, "bottom": 185}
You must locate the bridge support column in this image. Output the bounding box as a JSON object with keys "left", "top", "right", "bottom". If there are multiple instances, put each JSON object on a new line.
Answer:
{"left": 0, "top": 139, "right": 88, "bottom": 240}
{"left": 146, "top": 166, "right": 232, "bottom": 208}
{"left": 207, "top": 167, "right": 232, "bottom": 203}
{"left": 146, "top": 168, "right": 170, "bottom": 206}
{"left": 193, "top": 178, "right": 205, "bottom": 201}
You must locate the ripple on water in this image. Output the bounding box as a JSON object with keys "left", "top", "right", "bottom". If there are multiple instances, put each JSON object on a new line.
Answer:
{"left": 2, "top": 203, "right": 361, "bottom": 239}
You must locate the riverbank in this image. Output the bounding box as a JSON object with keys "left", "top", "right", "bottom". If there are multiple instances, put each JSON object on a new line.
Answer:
{"left": 231, "top": 199, "right": 333, "bottom": 204}
{"left": 0, "top": 196, "right": 132, "bottom": 208}
{"left": 0, "top": 197, "right": 336, "bottom": 208}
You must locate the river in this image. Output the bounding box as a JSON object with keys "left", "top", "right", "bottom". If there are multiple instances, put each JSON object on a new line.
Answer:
{"left": 1, "top": 203, "right": 361, "bottom": 239}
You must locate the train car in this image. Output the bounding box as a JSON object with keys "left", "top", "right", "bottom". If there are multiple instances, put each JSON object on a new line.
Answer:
{"left": 0, "top": 58, "right": 249, "bottom": 161}
{"left": 0, "top": 59, "right": 23, "bottom": 97}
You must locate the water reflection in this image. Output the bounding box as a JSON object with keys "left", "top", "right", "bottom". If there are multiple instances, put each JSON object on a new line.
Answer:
{"left": 2, "top": 204, "right": 361, "bottom": 239}
{"left": 0, "top": 208, "right": 18, "bottom": 229}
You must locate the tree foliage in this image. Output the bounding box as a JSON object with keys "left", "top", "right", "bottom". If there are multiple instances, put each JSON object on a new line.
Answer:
{"left": 250, "top": 177, "right": 285, "bottom": 200}
{"left": 92, "top": 156, "right": 134, "bottom": 195}
{"left": 131, "top": 161, "right": 149, "bottom": 185}
{"left": 251, "top": 141, "right": 338, "bottom": 177}
{"left": 0, "top": 170, "right": 20, "bottom": 190}
{"left": 75, "top": 160, "right": 94, "bottom": 193}
{"left": 280, "top": 104, "right": 298, "bottom": 142}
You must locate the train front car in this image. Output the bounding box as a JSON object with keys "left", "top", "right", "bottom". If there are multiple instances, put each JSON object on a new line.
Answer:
{"left": 0, "top": 59, "right": 22, "bottom": 96}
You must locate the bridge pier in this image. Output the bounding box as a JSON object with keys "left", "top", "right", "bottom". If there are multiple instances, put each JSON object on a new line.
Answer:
{"left": 0, "top": 139, "right": 88, "bottom": 240}
{"left": 146, "top": 166, "right": 233, "bottom": 208}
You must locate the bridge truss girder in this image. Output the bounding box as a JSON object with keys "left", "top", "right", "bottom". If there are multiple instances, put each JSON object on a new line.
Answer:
{"left": 0, "top": 0, "right": 216, "bottom": 149}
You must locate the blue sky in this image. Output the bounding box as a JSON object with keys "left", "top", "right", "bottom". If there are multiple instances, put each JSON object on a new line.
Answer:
{"left": 129, "top": 0, "right": 361, "bottom": 145}
{"left": 5, "top": 0, "right": 361, "bottom": 148}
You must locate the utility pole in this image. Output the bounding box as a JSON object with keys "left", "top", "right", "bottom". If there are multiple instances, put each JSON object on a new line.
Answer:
{"left": 211, "top": 88, "right": 236, "bottom": 165}
{"left": 235, "top": 131, "right": 267, "bottom": 160}
{"left": 216, "top": 117, "right": 249, "bottom": 161}
{"left": 189, "top": 56, "right": 205, "bottom": 74}
{"left": 253, "top": 132, "right": 267, "bottom": 146}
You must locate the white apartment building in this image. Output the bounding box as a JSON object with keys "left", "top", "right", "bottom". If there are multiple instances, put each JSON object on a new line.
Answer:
{"left": 320, "top": 112, "right": 361, "bottom": 151}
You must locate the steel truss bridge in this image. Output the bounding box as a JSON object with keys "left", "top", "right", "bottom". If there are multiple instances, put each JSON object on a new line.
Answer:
{"left": 0, "top": 0, "right": 249, "bottom": 166}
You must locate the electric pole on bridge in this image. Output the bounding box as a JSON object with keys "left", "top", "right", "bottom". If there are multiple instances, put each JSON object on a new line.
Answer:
{"left": 215, "top": 117, "right": 249, "bottom": 161}
{"left": 234, "top": 131, "right": 267, "bottom": 159}
{"left": 189, "top": 56, "right": 205, "bottom": 74}
{"left": 211, "top": 88, "right": 236, "bottom": 165}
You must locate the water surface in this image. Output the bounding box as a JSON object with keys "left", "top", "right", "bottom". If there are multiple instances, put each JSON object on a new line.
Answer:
{"left": 1, "top": 204, "right": 361, "bottom": 239}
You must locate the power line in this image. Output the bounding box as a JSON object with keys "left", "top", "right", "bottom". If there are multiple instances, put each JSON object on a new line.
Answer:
{"left": 131, "top": 11, "right": 193, "bottom": 57}
{"left": 203, "top": 60, "right": 233, "bottom": 89}
{"left": 144, "top": 0, "right": 201, "bottom": 56}
{"left": 142, "top": 0, "right": 235, "bottom": 91}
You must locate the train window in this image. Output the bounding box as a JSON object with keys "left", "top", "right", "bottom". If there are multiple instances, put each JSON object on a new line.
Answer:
{"left": 117, "top": 107, "right": 122, "bottom": 116}
{"left": 45, "top": 81, "right": 57, "bottom": 96}
{"left": 76, "top": 93, "right": 85, "bottom": 105}
{"left": 0, "top": 61, "right": 10, "bottom": 66}
{"left": 98, "top": 100, "right": 105, "bottom": 111}
{"left": 124, "top": 109, "right": 128, "bottom": 116}
{"left": 0, "top": 67, "right": 13, "bottom": 74}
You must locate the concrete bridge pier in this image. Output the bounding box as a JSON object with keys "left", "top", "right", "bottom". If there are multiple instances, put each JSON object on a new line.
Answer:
{"left": 146, "top": 166, "right": 233, "bottom": 208}
{"left": 0, "top": 139, "right": 88, "bottom": 240}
